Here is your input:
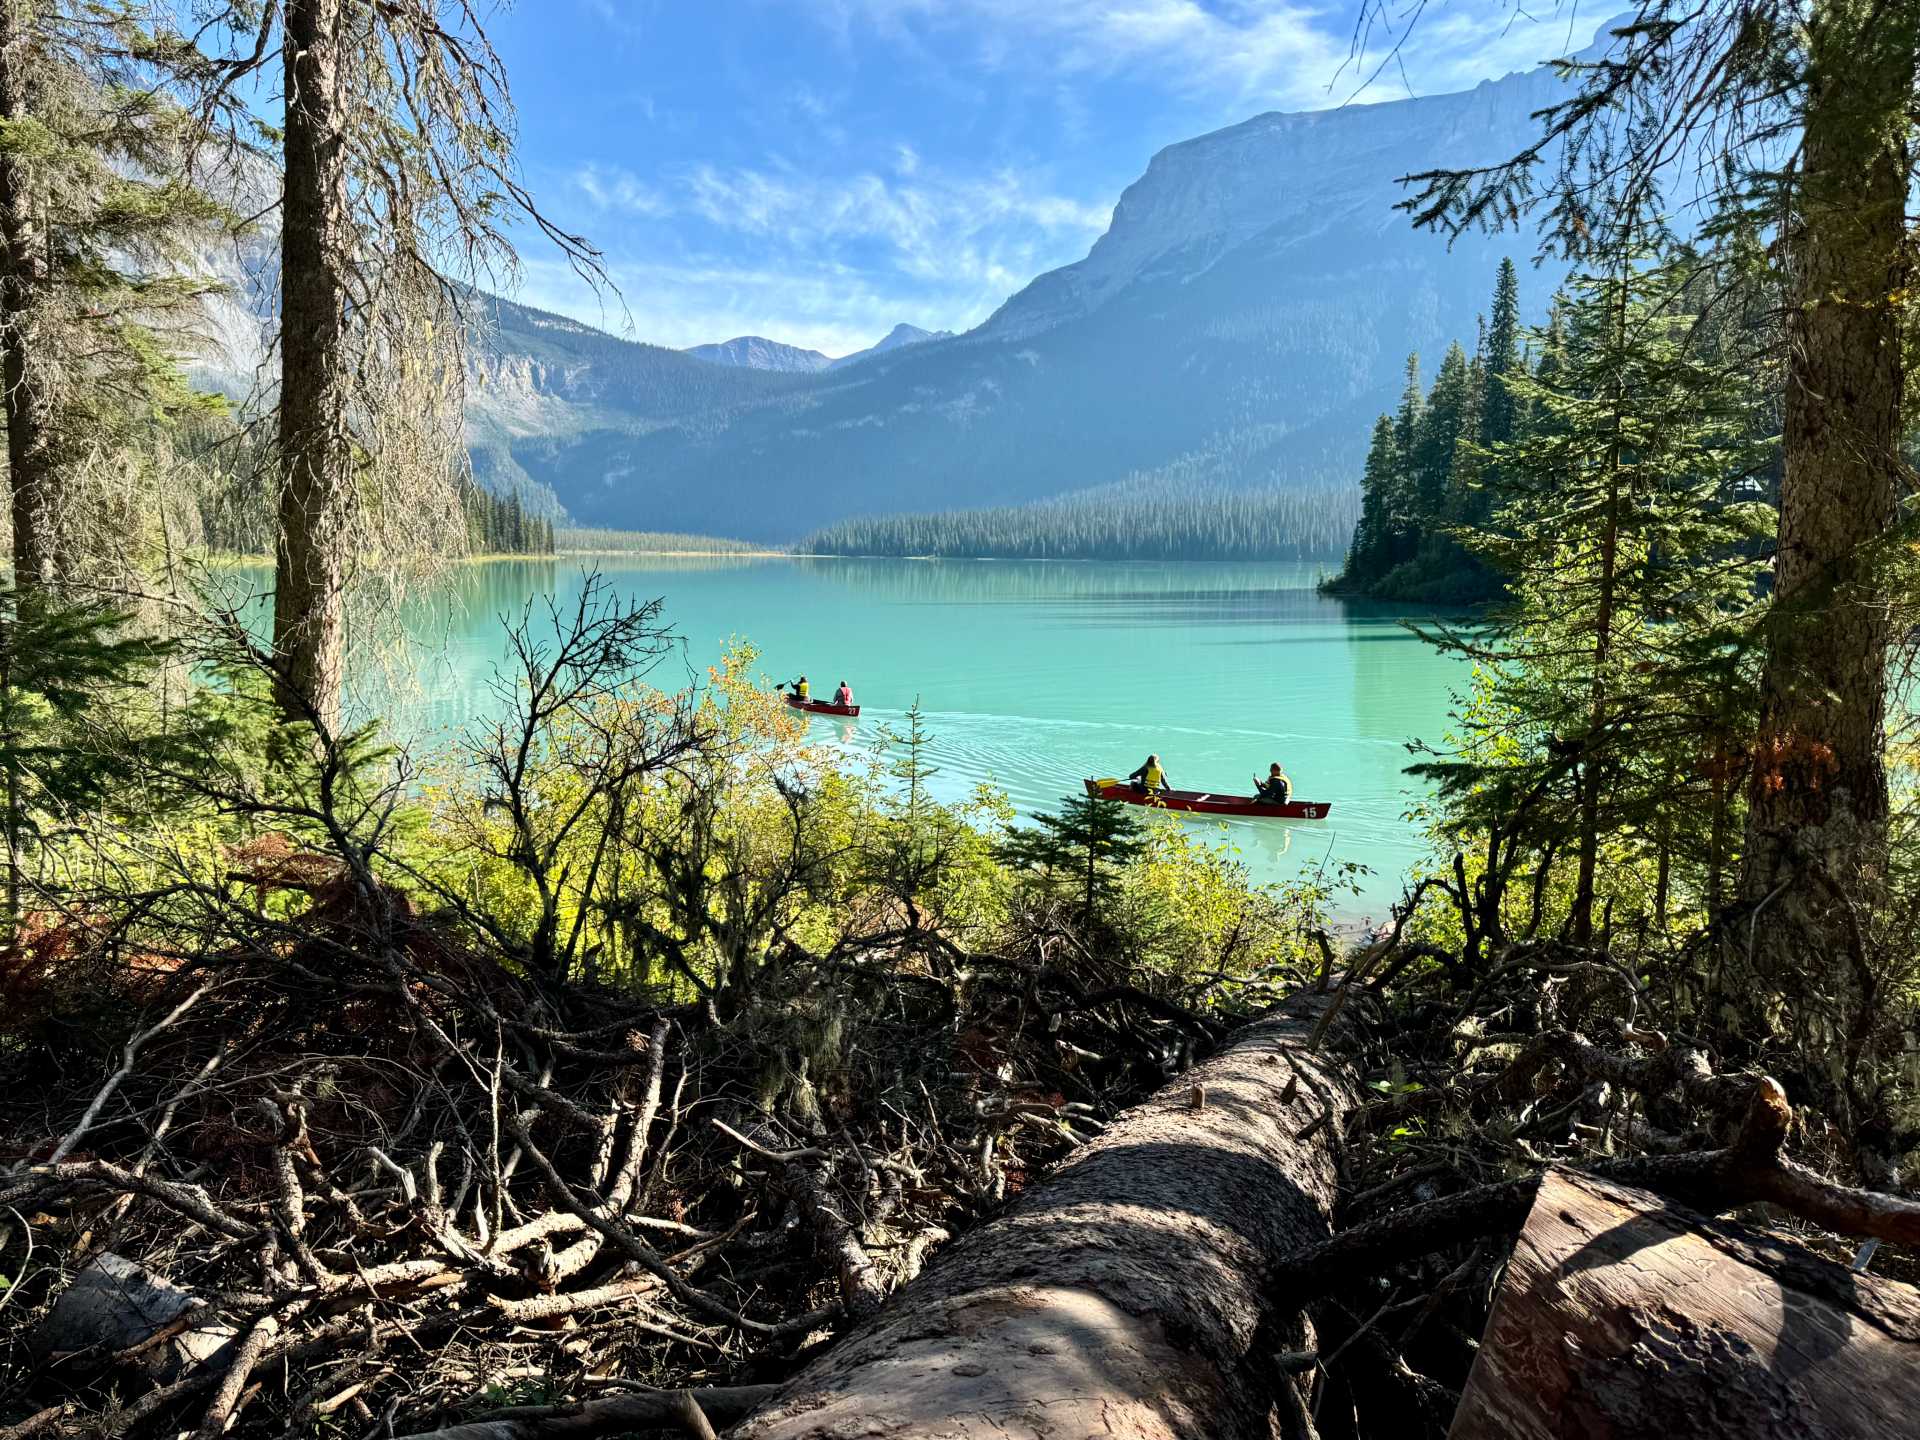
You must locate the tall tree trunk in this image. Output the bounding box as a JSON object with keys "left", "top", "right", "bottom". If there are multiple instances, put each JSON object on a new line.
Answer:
{"left": 272, "top": 0, "right": 354, "bottom": 726}
{"left": 1707, "top": 770, "right": 1727, "bottom": 919}
{"left": 1738, "top": 4, "right": 1915, "bottom": 985}
{"left": 1, "top": 630, "right": 18, "bottom": 924}
{"left": 1573, "top": 265, "right": 1628, "bottom": 946}
{"left": 0, "top": 0, "right": 56, "bottom": 592}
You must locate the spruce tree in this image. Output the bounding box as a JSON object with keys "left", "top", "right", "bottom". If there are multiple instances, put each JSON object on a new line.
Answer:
{"left": 0, "top": 2, "right": 227, "bottom": 591}
{"left": 1385, "top": 354, "right": 1424, "bottom": 565}
{"left": 1480, "top": 258, "right": 1523, "bottom": 451}
{"left": 869, "top": 700, "right": 971, "bottom": 926}
{"left": 1339, "top": 414, "right": 1399, "bottom": 587}
{"left": 997, "top": 795, "right": 1149, "bottom": 916}
{"left": 1413, "top": 342, "right": 1472, "bottom": 518}
{"left": 1414, "top": 236, "right": 1773, "bottom": 941}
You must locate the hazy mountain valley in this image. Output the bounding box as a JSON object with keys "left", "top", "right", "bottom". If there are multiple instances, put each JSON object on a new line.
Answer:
{"left": 192, "top": 34, "right": 1593, "bottom": 544}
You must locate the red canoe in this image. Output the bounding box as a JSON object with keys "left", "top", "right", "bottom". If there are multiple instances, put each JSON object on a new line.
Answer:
{"left": 785, "top": 694, "right": 861, "bottom": 717}
{"left": 1082, "top": 777, "right": 1332, "bottom": 820}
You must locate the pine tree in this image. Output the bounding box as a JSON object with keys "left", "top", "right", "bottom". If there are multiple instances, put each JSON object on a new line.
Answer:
{"left": 1326, "top": 261, "right": 1528, "bottom": 603}
{"left": 0, "top": 2, "right": 228, "bottom": 591}
{"left": 1413, "top": 342, "right": 1472, "bottom": 518}
{"left": 997, "top": 794, "right": 1149, "bottom": 915}
{"left": 1384, "top": 353, "right": 1425, "bottom": 565}
{"left": 1449, "top": 344, "right": 1487, "bottom": 518}
{"left": 1414, "top": 236, "right": 1773, "bottom": 941}
{"left": 1339, "top": 415, "right": 1399, "bottom": 586}
{"left": 1480, "top": 257, "right": 1523, "bottom": 451}
{"left": 868, "top": 699, "right": 967, "bottom": 925}
{"left": 182, "top": 1, "right": 604, "bottom": 726}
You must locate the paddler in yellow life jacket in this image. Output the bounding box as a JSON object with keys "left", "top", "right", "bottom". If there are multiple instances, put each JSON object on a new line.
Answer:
{"left": 789, "top": 675, "right": 810, "bottom": 702}
{"left": 1128, "top": 754, "right": 1168, "bottom": 795}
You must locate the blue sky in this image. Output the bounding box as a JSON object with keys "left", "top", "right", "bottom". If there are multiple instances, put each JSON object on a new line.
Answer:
{"left": 488, "top": 2, "right": 1603, "bottom": 356}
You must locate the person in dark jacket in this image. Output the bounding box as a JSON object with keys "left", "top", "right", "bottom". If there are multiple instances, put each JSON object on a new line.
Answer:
{"left": 1254, "top": 762, "right": 1291, "bottom": 804}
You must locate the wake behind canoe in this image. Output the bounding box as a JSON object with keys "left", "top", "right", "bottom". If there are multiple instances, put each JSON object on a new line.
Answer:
{"left": 1083, "top": 777, "right": 1332, "bottom": 821}
{"left": 785, "top": 694, "right": 860, "bottom": 717}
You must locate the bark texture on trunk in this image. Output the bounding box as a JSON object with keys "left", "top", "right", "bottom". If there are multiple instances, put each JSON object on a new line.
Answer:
{"left": 729, "top": 994, "right": 1360, "bottom": 1440}
{"left": 1740, "top": 3, "right": 1915, "bottom": 908}
{"left": 1571, "top": 262, "right": 1628, "bottom": 948}
{"left": 0, "top": 0, "right": 56, "bottom": 591}
{"left": 272, "top": 0, "right": 354, "bottom": 726}
{"left": 1449, "top": 1168, "right": 1920, "bottom": 1439}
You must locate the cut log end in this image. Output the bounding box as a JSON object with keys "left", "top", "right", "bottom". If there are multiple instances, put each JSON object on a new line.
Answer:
{"left": 1450, "top": 1168, "right": 1920, "bottom": 1440}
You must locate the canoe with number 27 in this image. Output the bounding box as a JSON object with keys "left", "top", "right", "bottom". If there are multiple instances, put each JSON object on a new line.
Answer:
{"left": 785, "top": 694, "right": 861, "bottom": 717}
{"left": 1082, "top": 777, "right": 1332, "bottom": 820}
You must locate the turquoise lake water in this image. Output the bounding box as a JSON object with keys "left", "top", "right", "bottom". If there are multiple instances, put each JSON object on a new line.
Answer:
{"left": 236, "top": 557, "right": 1465, "bottom": 925}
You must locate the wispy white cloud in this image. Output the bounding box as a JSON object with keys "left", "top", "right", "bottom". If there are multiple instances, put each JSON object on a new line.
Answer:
{"left": 555, "top": 156, "right": 1109, "bottom": 348}
{"left": 808, "top": 0, "right": 1349, "bottom": 106}
{"left": 803, "top": 0, "right": 1604, "bottom": 109}
{"left": 524, "top": 2, "right": 1598, "bottom": 353}
{"left": 681, "top": 161, "right": 1107, "bottom": 274}
{"left": 572, "top": 162, "right": 672, "bottom": 217}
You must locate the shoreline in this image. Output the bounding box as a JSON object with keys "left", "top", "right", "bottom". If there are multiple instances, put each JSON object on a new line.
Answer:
{"left": 205, "top": 549, "right": 1349, "bottom": 566}
{"left": 557, "top": 550, "right": 1347, "bottom": 565}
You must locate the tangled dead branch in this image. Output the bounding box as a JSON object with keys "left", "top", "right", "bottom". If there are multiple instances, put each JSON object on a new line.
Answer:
{"left": 0, "top": 851, "right": 1234, "bottom": 1437}
{"left": 6, "top": 731, "right": 1920, "bottom": 1440}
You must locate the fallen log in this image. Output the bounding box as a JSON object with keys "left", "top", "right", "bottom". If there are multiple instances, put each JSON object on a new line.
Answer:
{"left": 390, "top": 1386, "right": 779, "bottom": 1440}
{"left": 729, "top": 992, "right": 1361, "bottom": 1440}
{"left": 1449, "top": 1168, "right": 1920, "bottom": 1439}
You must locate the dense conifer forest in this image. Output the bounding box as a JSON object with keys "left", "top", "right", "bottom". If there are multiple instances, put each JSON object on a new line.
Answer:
{"left": 556, "top": 526, "right": 773, "bottom": 555}
{"left": 1323, "top": 259, "right": 1525, "bottom": 603}
{"left": 1328, "top": 244, "right": 1781, "bottom": 606}
{"left": 460, "top": 478, "right": 556, "bottom": 556}
{"left": 142, "top": 438, "right": 555, "bottom": 560}
{"left": 803, "top": 481, "right": 1358, "bottom": 560}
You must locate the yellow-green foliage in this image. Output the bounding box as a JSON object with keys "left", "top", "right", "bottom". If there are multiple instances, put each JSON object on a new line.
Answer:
{"left": 16, "top": 609, "right": 1345, "bottom": 1042}
{"left": 1117, "top": 817, "right": 1360, "bottom": 996}
{"left": 417, "top": 643, "right": 1013, "bottom": 993}
{"left": 407, "top": 632, "right": 1340, "bottom": 1007}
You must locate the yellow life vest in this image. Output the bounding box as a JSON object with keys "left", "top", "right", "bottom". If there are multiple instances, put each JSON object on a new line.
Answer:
{"left": 797, "top": 680, "right": 810, "bottom": 700}
{"left": 1143, "top": 763, "right": 1164, "bottom": 790}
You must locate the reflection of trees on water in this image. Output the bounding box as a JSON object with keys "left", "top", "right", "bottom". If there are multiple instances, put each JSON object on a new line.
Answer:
{"left": 559, "top": 552, "right": 783, "bottom": 576}
{"left": 1343, "top": 604, "right": 1488, "bottom": 749}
